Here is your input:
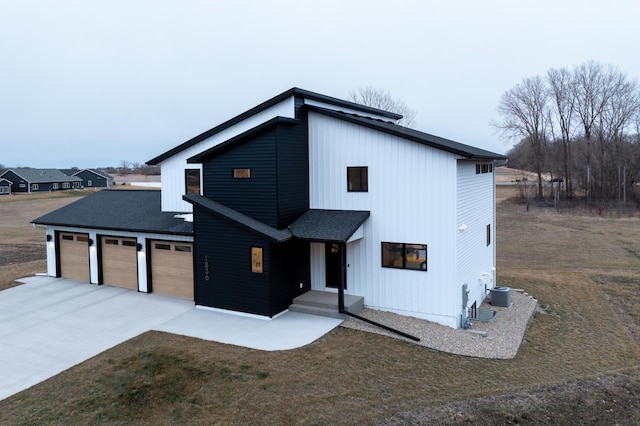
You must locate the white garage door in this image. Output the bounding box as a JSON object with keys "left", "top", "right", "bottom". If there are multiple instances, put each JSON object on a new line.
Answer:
{"left": 101, "top": 236, "right": 138, "bottom": 290}
{"left": 150, "top": 241, "right": 194, "bottom": 299}
{"left": 59, "top": 232, "right": 90, "bottom": 282}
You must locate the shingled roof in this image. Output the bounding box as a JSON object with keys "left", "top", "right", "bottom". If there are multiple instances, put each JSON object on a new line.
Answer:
{"left": 288, "top": 209, "right": 370, "bottom": 243}
{"left": 4, "top": 168, "right": 83, "bottom": 183}
{"left": 33, "top": 190, "right": 193, "bottom": 235}
{"left": 305, "top": 105, "right": 507, "bottom": 160}
{"left": 184, "top": 194, "right": 369, "bottom": 244}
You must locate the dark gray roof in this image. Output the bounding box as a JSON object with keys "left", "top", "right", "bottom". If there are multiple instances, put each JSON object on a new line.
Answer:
{"left": 4, "top": 168, "right": 83, "bottom": 183}
{"left": 306, "top": 106, "right": 507, "bottom": 160}
{"left": 184, "top": 194, "right": 370, "bottom": 244}
{"left": 33, "top": 190, "right": 193, "bottom": 235}
{"left": 289, "top": 209, "right": 370, "bottom": 243}
{"left": 184, "top": 194, "right": 293, "bottom": 243}
{"left": 148, "top": 87, "right": 401, "bottom": 165}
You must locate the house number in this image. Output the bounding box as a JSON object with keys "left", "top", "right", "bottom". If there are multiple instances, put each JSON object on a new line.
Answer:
{"left": 204, "top": 255, "right": 210, "bottom": 281}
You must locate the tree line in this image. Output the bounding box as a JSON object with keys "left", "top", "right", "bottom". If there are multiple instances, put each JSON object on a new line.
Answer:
{"left": 494, "top": 60, "right": 640, "bottom": 204}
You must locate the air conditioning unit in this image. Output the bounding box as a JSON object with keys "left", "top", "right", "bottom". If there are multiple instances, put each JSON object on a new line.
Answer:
{"left": 490, "top": 286, "right": 511, "bottom": 307}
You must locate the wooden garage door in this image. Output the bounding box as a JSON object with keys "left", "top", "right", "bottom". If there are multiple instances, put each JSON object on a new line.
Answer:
{"left": 101, "top": 236, "right": 138, "bottom": 290}
{"left": 150, "top": 241, "right": 194, "bottom": 299}
{"left": 59, "top": 232, "right": 90, "bottom": 282}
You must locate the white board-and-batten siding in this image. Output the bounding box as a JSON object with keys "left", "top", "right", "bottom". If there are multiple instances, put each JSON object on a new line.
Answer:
{"left": 456, "top": 162, "right": 496, "bottom": 313}
{"left": 308, "top": 111, "right": 461, "bottom": 327}
{"left": 158, "top": 97, "right": 296, "bottom": 212}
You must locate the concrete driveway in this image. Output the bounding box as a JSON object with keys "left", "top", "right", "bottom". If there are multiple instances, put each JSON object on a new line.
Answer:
{"left": 0, "top": 276, "right": 342, "bottom": 401}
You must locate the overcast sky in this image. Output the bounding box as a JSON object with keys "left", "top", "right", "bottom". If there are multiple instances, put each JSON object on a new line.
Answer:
{"left": 2, "top": 0, "right": 639, "bottom": 169}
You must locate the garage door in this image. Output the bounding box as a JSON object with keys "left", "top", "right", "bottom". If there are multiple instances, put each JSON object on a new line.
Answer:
{"left": 59, "top": 232, "right": 90, "bottom": 282}
{"left": 150, "top": 241, "right": 194, "bottom": 299}
{"left": 101, "top": 236, "right": 138, "bottom": 290}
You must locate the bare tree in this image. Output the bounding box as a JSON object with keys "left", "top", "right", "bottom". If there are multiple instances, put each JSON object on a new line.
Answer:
{"left": 349, "top": 86, "right": 417, "bottom": 128}
{"left": 495, "top": 75, "right": 549, "bottom": 199}
{"left": 547, "top": 67, "right": 577, "bottom": 197}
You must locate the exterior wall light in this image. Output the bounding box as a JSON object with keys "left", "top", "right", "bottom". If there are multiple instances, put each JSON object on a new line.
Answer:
{"left": 88, "top": 238, "right": 94, "bottom": 246}
{"left": 136, "top": 243, "right": 143, "bottom": 252}
{"left": 46, "top": 234, "right": 52, "bottom": 242}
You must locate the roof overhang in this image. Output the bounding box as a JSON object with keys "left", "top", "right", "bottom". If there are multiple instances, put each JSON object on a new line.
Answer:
{"left": 184, "top": 194, "right": 370, "bottom": 244}
{"left": 288, "top": 209, "right": 370, "bottom": 243}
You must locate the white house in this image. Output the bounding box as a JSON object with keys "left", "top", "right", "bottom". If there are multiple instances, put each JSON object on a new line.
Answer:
{"left": 33, "top": 87, "right": 505, "bottom": 329}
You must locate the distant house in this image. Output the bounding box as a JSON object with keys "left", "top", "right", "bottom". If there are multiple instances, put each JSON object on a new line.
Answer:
{"left": 71, "top": 169, "right": 114, "bottom": 188}
{"left": 0, "top": 178, "right": 12, "bottom": 195}
{"left": 1, "top": 168, "right": 82, "bottom": 193}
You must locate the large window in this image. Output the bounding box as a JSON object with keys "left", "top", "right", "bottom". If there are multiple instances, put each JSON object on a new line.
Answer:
{"left": 185, "top": 169, "right": 201, "bottom": 195}
{"left": 347, "top": 166, "right": 368, "bottom": 192}
{"left": 381, "top": 242, "right": 427, "bottom": 271}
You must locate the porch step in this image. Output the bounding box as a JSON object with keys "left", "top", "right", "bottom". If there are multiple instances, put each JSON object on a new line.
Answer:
{"left": 289, "top": 303, "right": 347, "bottom": 319}
{"left": 289, "top": 290, "right": 364, "bottom": 319}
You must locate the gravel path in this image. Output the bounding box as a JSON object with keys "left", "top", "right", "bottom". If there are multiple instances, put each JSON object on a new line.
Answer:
{"left": 341, "top": 290, "right": 538, "bottom": 359}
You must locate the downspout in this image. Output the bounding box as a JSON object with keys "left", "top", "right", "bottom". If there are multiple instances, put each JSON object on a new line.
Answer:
{"left": 337, "top": 243, "right": 420, "bottom": 342}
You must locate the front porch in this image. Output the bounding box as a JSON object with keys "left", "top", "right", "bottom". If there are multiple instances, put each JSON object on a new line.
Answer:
{"left": 289, "top": 290, "right": 364, "bottom": 319}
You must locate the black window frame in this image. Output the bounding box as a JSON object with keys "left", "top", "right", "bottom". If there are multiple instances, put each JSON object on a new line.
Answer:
{"left": 381, "top": 242, "right": 428, "bottom": 271}
{"left": 347, "top": 166, "right": 368, "bottom": 192}
{"left": 185, "top": 169, "right": 201, "bottom": 195}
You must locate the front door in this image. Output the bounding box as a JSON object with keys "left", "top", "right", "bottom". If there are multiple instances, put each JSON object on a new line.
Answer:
{"left": 325, "top": 243, "right": 346, "bottom": 289}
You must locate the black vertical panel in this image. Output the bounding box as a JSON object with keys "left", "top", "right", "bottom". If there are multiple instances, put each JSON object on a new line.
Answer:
{"left": 193, "top": 205, "right": 273, "bottom": 316}
{"left": 275, "top": 105, "right": 309, "bottom": 228}
{"left": 269, "top": 240, "right": 311, "bottom": 314}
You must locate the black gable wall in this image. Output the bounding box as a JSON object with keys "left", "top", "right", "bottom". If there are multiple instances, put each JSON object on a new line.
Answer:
{"left": 201, "top": 119, "right": 309, "bottom": 229}
{"left": 202, "top": 128, "right": 279, "bottom": 227}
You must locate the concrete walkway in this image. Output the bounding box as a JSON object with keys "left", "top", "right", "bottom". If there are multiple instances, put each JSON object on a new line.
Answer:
{"left": 0, "top": 276, "right": 342, "bottom": 401}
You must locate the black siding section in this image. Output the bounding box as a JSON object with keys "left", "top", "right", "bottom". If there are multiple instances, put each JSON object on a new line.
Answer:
{"left": 202, "top": 128, "right": 279, "bottom": 227}
{"left": 75, "top": 170, "right": 109, "bottom": 187}
{"left": 269, "top": 240, "right": 310, "bottom": 314}
{"left": 275, "top": 102, "right": 309, "bottom": 228}
{"left": 193, "top": 205, "right": 273, "bottom": 316}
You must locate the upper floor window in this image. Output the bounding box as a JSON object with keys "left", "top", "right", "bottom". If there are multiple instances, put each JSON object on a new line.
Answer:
{"left": 233, "top": 168, "right": 251, "bottom": 179}
{"left": 476, "top": 163, "right": 493, "bottom": 174}
{"left": 347, "top": 166, "right": 368, "bottom": 192}
{"left": 185, "top": 169, "right": 201, "bottom": 195}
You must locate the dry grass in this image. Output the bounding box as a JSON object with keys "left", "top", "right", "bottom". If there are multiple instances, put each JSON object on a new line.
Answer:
{"left": 0, "top": 192, "right": 87, "bottom": 289}
{"left": 1, "top": 186, "right": 640, "bottom": 425}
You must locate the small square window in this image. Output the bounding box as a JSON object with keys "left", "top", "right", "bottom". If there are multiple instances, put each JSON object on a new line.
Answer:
{"left": 347, "top": 167, "right": 368, "bottom": 192}
{"left": 233, "top": 168, "right": 251, "bottom": 179}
